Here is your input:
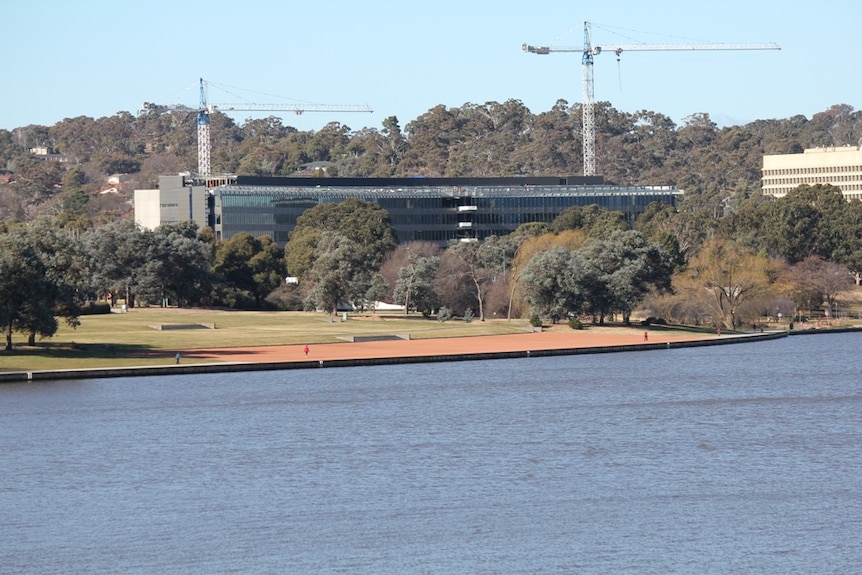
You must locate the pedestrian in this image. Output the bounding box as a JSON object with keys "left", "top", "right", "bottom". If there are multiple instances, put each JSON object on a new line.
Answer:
{"left": 304, "top": 344, "right": 309, "bottom": 357}
{"left": 175, "top": 352, "right": 181, "bottom": 364}
{"left": 643, "top": 331, "right": 648, "bottom": 342}
{"left": 717, "top": 327, "right": 721, "bottom": 336}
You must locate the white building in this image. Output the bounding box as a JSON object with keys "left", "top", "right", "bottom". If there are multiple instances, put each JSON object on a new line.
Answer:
{"left": 133, "top": 175, "right": 209, "bottom": 230}
{"left": 762, "top": 145, "right": 862, "bottom": 200}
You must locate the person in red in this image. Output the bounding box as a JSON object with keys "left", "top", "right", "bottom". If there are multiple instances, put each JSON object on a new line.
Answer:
{"left": 643, "top": 331, "right": 648, "bottom": 342}
{"left": 304, "top": 344, "right": 309, "bottom": 357}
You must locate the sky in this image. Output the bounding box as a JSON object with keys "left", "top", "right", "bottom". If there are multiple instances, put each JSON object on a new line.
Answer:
{"left": 2, "top": 0, "right": 860, "bottom": 134}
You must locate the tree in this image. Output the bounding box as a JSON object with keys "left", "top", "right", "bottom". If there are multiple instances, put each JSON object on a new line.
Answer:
{"left": 83, "top": 219, "right": 154, "bottom": 308}
{"left": 676, "top": 237, "right": 772, "bottom": 329}
{"left": 780, "top": 256, "right": 852, "bottom": 316}
{"left": 759, "top": 184, "right": 847, "bottom": 263}
{"left": 577, "top": 231, "right": 674, "bottom": 325}
{"left": 142, "top": 222, "right": 215, "bottom": 307}
{"left": 393, "top": 255, "right": 440, "bottom": 316}
{"left": 435, "top": 240, "right": 499, "bottom": 321}
{"left": 303, "top": 232, "right": 368, "bottom": 314}
{"left": 0, "top": 222, "right": 85, "bottom": 350}
{"left": 214, "top": 232, "right": 286, "bottom": 308}
{"left": 831, "top": 198, "right": 862, "bottom": 284}
{"left": 520, "top": 247, "right": 585, "bottom": 323}
{"left": 287, "top": 197, "right": 397, "bottom": 279}
{"left": 379, "top": 241, "right": 442, "bottom": 303}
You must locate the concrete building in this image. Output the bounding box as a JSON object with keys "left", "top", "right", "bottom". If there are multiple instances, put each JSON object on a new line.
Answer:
{"left": 135, "top": 174, "right": 684, "bottom": 246}
{"left": 762, "top": 145, "right": 862, "bottom": 200}
{"left": 133, "top": 175, "right": 208, "bottom": 230}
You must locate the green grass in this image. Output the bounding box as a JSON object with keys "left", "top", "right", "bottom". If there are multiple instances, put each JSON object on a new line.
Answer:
{"left": 0, "top": 308, "right": 533, "bottom": 372}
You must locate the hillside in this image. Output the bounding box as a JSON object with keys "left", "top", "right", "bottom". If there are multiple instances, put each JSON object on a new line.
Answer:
{"left": 1, "top": 101, "right": 860, "bottom": 227}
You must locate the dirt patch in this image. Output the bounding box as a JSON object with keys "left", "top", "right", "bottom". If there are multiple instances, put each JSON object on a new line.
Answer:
{"left": 181, "top": 329, "right": 714, "bottom": 365}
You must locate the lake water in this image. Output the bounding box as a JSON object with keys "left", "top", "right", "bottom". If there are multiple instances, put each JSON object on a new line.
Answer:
{"left": 1, "top": 333, "right": 860, "bottom": 574}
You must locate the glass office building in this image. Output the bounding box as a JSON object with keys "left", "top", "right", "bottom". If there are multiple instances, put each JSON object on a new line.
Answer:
{"left": 210, "top": 176, "right": 683, "bottom": 246}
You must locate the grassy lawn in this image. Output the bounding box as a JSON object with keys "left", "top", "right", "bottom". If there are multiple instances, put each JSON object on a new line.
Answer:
{"left": 0, "top": 308, "right": 533, "bottom": 372}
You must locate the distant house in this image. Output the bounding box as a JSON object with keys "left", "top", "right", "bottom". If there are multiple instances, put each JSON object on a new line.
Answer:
{"left": 29, "top": 146, "right": 66, "bottom": 162}
{"left": 108, "top": 174, "right": 132, "bottom": 187}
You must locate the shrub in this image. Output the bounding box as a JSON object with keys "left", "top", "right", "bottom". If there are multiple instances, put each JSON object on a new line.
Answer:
{"left": 568, "top": 316, "right": 583, "bottom": 330}
{"left": 529, "top": 313, "right": 543, "bottom": 328}
{"left": 437, "top": 306, "right": 453, "bottom": 322}
{"left": 463, "top": 308, "right": 474, "bottom": 323}
{"left": 80, "top": 302, "right": 111, "bottom": 315}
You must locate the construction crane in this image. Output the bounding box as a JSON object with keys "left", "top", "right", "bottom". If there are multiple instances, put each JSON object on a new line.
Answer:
{"left": 523, "top": 22, "right": 780, "bottom": 176}
{"left": 141, "top": 78, "right": 373, "bottom": 177}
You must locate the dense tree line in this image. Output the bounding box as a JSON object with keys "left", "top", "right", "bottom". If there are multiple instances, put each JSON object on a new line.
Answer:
{"left": 2, "top": 100, "right": 862, "bottom": 347}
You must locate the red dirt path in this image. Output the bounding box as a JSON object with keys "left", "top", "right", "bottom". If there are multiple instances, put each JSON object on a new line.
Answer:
{"left": 181, "top": 330, "right": 714, "bottom": 365}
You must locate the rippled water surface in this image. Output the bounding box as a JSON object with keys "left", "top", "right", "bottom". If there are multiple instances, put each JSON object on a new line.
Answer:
{"left": 1, "top": 333, "right": 860, "bottom": 574}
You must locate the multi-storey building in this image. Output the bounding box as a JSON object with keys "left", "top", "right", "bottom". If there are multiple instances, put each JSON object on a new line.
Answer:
{"left": 136, "top": 174, "right": 684, "bottom": 247}
{"left": 134, "top": 175, "right": 209, "bottom": 231}
{"left": 762, "top": 145, "right": 862, "bottom": 199}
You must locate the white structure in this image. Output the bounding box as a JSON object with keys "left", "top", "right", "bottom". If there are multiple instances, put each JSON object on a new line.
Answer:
{"left": 134, "top": 175, "right": 209, "bottom": 230}
{"left": 762, "top": 146, "right": 862, "bottom": 200}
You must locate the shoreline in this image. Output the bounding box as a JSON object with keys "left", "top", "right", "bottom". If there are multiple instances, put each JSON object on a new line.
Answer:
{"left": 0, "top": 329, "right": 787, "bottom": 383}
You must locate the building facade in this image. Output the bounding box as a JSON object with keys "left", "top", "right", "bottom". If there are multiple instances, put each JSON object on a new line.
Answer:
{"left": 136, "top": 175, "right": 684, "bottom": 246}
{"left": 133, "top": 175, "right": 208, "bottom": 230}
{"left": 762, "top": 146, "right": 862, "bottom": 199}
{"left": 211, "top": 176, "right": 683, "bottom": 246}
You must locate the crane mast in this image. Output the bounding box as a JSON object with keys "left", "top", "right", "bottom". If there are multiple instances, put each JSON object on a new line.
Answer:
{"left": 523, "top": 22, "right": 780, "bottom": 176}
{"left": 142, "top": 79, "right": 373, "bottom": 177}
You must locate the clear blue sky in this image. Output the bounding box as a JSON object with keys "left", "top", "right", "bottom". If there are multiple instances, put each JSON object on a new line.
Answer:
{"left": 3, "top": 0, "right": 859, "bottom": 133}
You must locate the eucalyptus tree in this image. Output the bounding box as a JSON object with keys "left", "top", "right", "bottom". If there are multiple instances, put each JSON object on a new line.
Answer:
{"left": 519, "top": 247, "right": 585, "bottom": 324}
{"left": 759, "top": 184, "right": 846, "bottom": 263}
{"left": 833, "top": 199, "right": 862, "bottom": 285}
{"left": 435, "top": 240, "right": 502, "bottom": 321}
{"left": 285, "top": 197, "right": 397, "bottom": 280}
{"left": 83, "top": 219, "right": 154, "bottom": 308}
{"left": 303, "top": 232, "right": 369, "bottom": 314}
{"left": 138, "top": 222, "right": 215, "bottom": 307}
{"left": 214, "top": 232, "right": 286, "bottom": 308}
{"left": 393, "top": 255, "right": 440, "bottom": 316}
{"left": 577, "top": 230, "right": 673, "bottom": 325}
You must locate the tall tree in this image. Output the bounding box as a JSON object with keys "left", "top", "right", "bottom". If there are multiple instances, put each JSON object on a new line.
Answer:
{"left": 214, "top": 232, "right": 286, "bottom": 308}
{"left": 393, "top": 255, "right": 440, "bottom": 316}
{"left": 83, "top": 219, "right": 153, "bottom": 308}
{"left": 0, "top": 222, "right": 84, "bottom": 349}
{"left": 577, "top": 231, "right": 673, "bottom": 325}
{"left": 303, "top": 232, "right": 368, "bottom": 314}
{"left": 286, "top": 197, "right": 397, "bottom": 281}
{"left": 520, "top": 247, "right": 585, "bottom": 324}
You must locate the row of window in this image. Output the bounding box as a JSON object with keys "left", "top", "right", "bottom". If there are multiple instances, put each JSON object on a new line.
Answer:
{"left": 762, "top": 176, "right": 862, "bottom": 185}
{"left": 763, "top": 165, "right": 862, "bottom": 176}
{"left": 213, "top": 188, "right": 681, "bottom": 246}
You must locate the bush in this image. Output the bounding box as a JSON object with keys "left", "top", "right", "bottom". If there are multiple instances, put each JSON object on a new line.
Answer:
{"left": 437, "top": 306, "right": 453, "bottom": 322}
{"left": 463, "top": 308, "right": 474, "bottom": 323}
{"left": 568, "top": 316, "right": 583, "bottom": 330}
{"left": 80, "top": 302, "right": 111, "bottom": 315}
{"left": 529, "top": 313, "right": 543, "bottom": 328}
{"left": 265, "top": 285, "right": 304, "bottom": 311}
